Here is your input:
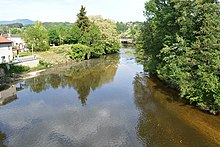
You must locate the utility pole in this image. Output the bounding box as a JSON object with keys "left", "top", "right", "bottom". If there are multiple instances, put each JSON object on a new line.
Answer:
{"left": 32, "top": 43, "right": 34, "bottom": 55}
{"left": 32, "top": 38, "right": 35, "bottom": 55}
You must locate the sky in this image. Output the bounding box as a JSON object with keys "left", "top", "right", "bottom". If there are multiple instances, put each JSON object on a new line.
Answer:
{"left": 0, "top": 0, "right": 146, "bottom": 22}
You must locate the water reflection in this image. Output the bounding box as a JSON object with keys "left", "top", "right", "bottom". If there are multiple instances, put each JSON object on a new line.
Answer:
{"left": 0, "top": 131, "right": 6, "bottom": 147}
{"left": 0, "top": 49, "right": 218, "bottom": 146}
{"left": 0, "top": 85, "right": 17, "bottom": 106}
{"left": 0, "top": 51, "right": 140, "bottom": 147}
{"left": 133, "top": 74, "right": 219, "bottom": 146}
{"left": 23, "top": 54, "right": 119, "bottom": 105}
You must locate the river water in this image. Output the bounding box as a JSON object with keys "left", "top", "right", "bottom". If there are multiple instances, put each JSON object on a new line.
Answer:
{"left": 0, "top": 48, "right": 219, "bottom": 147}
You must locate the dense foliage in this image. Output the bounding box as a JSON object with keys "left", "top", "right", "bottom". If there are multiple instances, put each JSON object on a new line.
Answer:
{"left": 68, "top": 44, "right": 91, "bottom": 61}
{"left": 0, "top": 23, "right": 23, "bottom": 34}
{"left": 116, "top": 21, "right": 143, "bottom": 42}
{"left": 89, "top": 16, "right": 120, "bottom": 54}
{"left": 116, "top": 22, "right": 129, "bottom": 34}
{"left": 137, "top": 0, "right": 220, "bottom": 114}
{"left": 22, "top": 21, "right": 50, "bottom": 51}
{"left": 0, "top": 64, "right": 30, "bottom": 75}
{"left": 68, "top": 8, "right": 120, "bottom": 60}
{"left": 44, "top": 22, "right": 80, "bottom": 46}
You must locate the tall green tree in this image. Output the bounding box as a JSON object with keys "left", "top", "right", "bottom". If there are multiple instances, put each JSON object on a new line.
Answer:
{"left": 76, "top": 5, "right": 90, "bottom": 33}
{"left": 89, "top": 16, "right": 120, "bottom": 54}
{"left": 87, "top": 24, "right": 105, "bottom": 57}
{"left": 22, "top": 21, "right": 49, "bottom": 51}
{"left": 64, "top": 24, "right": 80, "bottom": 44}
{"left": 138, "top": 0, "right": 179, "bottom": 73}
{"left": 138, "top": 0, "right": 220, "bottom": 114}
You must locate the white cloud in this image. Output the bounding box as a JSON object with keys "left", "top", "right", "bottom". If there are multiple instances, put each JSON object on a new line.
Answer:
{"left": 0, "top": 100, "right": 134, "bottom": 146}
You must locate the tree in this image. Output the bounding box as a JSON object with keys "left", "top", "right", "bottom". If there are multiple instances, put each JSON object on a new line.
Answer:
{"left": 116, "top": 22, "right": 128, "bottom": 34}
{"left": 22, "top": 21, "right": 49, "bottom": 51}
{"left": 10, "top": 28, "right": 22, "bottom": 34}
{"left": 68, "top": 44, "right": 91, "bottom": 61}
{"left": 76, "top": 5, "right": 90, "bottom": 33}
{"left": 75, "top": 5, "right": 91, "bottom": 46}
{"left": 87, "top": 24, "right": 105, "bottom": 57}
{"left": 89, "top": 16, "right": 120, "bottom": 54}
{"left": 48, "top": 29, "right": 60, "bottom": 46}
{"left": 64, "top": 24, "right": 80, "bottom": 44}
{"left": 183, "top": 1, "right": 220, "bottom": 113}
{"left": 138, "top": 0, "right": 220, "bottom": 114}
{"left": 0, "top": 25, "right": 9, "bottom": 34}
{"left": 8, "top": 23, "right": 23, "bottom": 28}
{"left": 69, "top": 12, "right": 120, "bottom": 61}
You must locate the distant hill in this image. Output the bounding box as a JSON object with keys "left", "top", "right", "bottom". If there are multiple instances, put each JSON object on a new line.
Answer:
{"left": 0, "top": 19, "right": 35, "bottom": 25}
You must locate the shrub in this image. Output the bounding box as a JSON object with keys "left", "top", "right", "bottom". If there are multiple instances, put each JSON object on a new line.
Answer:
{"left": 68, "top": 44, "right": 91, "bottom": 61}
{"left": 0, "top": 64, "right": 30, "bottom": 75}
{"left": 39, "top": 60, "right": 53, "bottom": 67}
{"left": 9, "top": 65, "right": 30, "bottom": 74}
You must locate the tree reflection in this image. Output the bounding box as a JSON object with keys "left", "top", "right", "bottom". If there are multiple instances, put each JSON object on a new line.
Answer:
{"left": 24, "top": 54, "right": 119, "bottom": 105}
{"left": 0, "top": 131, "right": 7, "bottom": 147}
{"left": 133, "top": 74, "right": 207, "bottom": 146}
{"left": 133, "top": 74, "right": 157, "bottom": 146}
{"left": 133, "top": 74, "right": 180, "bottom": 146}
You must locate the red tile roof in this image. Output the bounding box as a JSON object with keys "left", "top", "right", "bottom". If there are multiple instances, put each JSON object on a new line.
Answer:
{"left": 0, "top": 36, "right": 12, "bottom": 43}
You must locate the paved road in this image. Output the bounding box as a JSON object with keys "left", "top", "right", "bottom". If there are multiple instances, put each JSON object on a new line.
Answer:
{"left": 17, "top": 56, "right": 37, "bottom": 62}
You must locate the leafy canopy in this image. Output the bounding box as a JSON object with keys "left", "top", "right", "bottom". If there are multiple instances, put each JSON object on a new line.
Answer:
{"left": 22, "top": 21, "right": 49, "bottom": 51}
{"left": 137, "top": 0, "right": 220, "bottom": 114}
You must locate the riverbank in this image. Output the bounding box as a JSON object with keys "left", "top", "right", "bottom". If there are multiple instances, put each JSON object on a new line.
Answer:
{"left": 36, "top": 45, "right": 72, "bottom": 65}
{"left": 0, "top": 45, "right": 73, "bottom": 84}
{"left": 1, "top": 43, "right": 121, "bottom": 84}
{"left": 0, "top": 48, "right": 120, "bottom": 85}
{"left": 0, "top": 62, "right": 73, "bottom": 85}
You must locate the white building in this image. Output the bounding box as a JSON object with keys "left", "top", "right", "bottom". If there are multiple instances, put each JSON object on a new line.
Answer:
{"left": 0, "top": 36, "right": 13, "bottom": 63}
{"left": 7, "top": 34, "right": 25, "bottom": 49}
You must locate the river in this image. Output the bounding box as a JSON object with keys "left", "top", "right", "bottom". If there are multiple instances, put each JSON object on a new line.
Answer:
{"left": 0, "top": 48, "right": 219, "bottom": 147}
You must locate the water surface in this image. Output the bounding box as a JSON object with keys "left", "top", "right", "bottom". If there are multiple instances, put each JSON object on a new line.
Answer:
{"left": 0, "top": 49, "right": 219, "bottom": 147}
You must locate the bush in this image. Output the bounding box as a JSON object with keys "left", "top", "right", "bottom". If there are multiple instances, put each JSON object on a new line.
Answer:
{"left": 90, "top": 43, "right": 105, "bottom": 58}
{"left": 0, "top": 64, "right": 30, "bottom": 75}
{"left": 9, "top": 65, "right": 30, "bottom": 74}
{"left": 68, "top": 44, "right": 91, "bottom": 61}
{"left": 39, "top": 60, "right": 53, "bottom": 67}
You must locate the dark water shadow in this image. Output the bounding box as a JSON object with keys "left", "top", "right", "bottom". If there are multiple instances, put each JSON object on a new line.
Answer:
{"left": 133, "top": 73, "right": 220, "bottom": 146}
{"left": 0, "top": 131, "right": 7, "bottom": 147}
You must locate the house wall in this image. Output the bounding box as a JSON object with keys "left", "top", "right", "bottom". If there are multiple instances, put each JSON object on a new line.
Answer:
{"left": 0, "top": 43, "right": 13, "bottom": 63}
{"left": 9, "top": 37, "right": 25, "bottom": 48}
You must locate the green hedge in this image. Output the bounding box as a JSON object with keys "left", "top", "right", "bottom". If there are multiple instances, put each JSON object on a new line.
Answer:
{"left": 0, "top": 64, "right": 30, "bottom": 75}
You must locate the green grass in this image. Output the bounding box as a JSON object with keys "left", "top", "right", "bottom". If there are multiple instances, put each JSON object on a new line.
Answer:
{"left": 50, "top": 45, "right": 71, "bottom": 55}
{"left": 14, "top": 52, "right": 32, "bottom": 57}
